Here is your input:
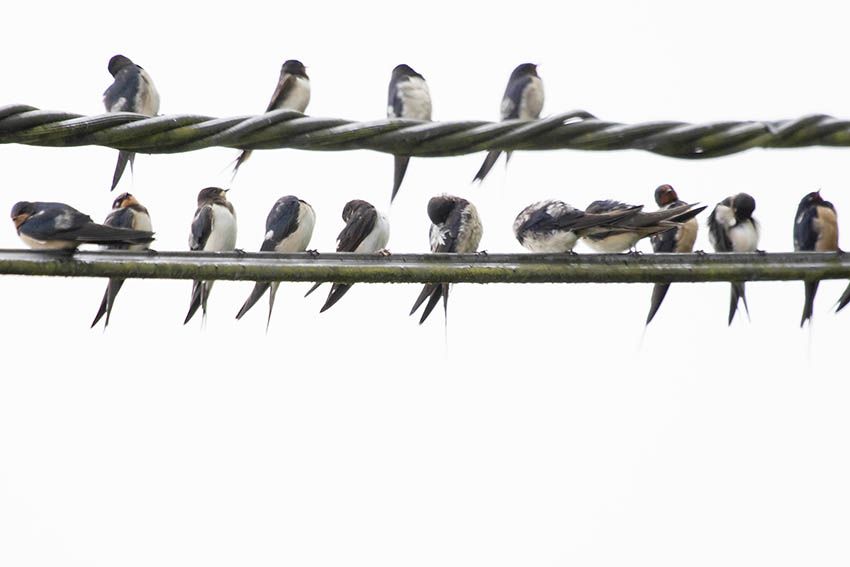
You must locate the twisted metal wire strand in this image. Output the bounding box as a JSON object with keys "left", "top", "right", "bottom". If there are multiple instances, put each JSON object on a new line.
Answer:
{"left": 3, "top": 104, "right": 850, "bottom": 158}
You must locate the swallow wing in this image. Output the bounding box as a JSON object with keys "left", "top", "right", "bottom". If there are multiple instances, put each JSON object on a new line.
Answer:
{"left": 337, "top": 207, "right": 377, "bottom": 252}
{"left": 266, "top": 73, "right": 299, "bottom": 112}
{"left": 189, "top": 205, "right": 213, "bottom": 251}
{"left": 261, "top": 198, "right": 301, "bottom": 252}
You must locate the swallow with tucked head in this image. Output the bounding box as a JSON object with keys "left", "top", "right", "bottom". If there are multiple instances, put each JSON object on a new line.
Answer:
{"left": 103, "top": 54, "right": 160, "bottom": 190}
{"left": 91, "top": 193, "right": 153, "bottom": 328}
{"left": 792, "top": 191, "right": 839, "bottom": 326}
{"left": 645, "top": 184, "right": 700, "bottom": 325}
{"left": 305, "top": 199, "right": 390, "bottom": 312}
{"left": 184, "top": 187, "right": 237, "bottom": 324}
{"left": 236, "top": 196, "right": 315, "bottom": 329}
{"left": 473, "top": 63, "right": 544, "bottom": 183}
{"left": 707, "top": 192, "right": 760, "bottom": 325}
{"left": 387, "top": 64, "right": 432, "bottom": 202}
{"left": 410, "top": 195, "right": 483, "bottom": 324}
{"left": 232, "top": 59, "right": 310, "bottom": 178}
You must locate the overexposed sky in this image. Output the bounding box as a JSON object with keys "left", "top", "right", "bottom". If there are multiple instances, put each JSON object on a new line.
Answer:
{"left": 2, "top": 1, "right": 850, "bottom": 565}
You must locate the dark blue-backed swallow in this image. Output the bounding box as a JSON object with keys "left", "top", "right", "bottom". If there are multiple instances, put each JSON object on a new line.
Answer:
{"left": 305, "top": 199, "right": 390, "bottom": 312}
{"left": 103, "top": 54, "right": 160, "bottom": 191}
{"left": 473, "top": 63, "right": 543, "bottom": 183}
{"left": 410, "top": 195, "right": 483, "bottom": 324}
{"left": 580, "top": 199, "right": 706, "bottom": 253}
{"left": 645, "top": 184, "right": 699, "bottom": 325}
{"left": 232, "top": 60, "right": 311, "bottom": 178}
{"left": 707, "top": 192, "right": 760, "bottom": 325}
{"left": 11, "top": 201, "right": 153, "bottom": 250}
{"left": 236, "top": 196, "right": 316, "bottom": 329}
{"left": 387, "top": 64, "right": 432, "bottom": 202}
{"left": 513, "top": 199, "right": 642, "bottom": 253}
{"left": 793, "top": 191, "right": 839, "bottom": 326}
{"left": 91, "top": 193, "right": 153, "bottom": 328}
{"left": 184, "top": 187, "right": 238, "bottom": 324}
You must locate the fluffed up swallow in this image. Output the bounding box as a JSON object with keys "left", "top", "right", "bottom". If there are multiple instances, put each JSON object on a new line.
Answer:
{"left": 513, "top": 199, "right": 641, "bottom": 253}
{"left": 305, "top": 199, "right": 390, "bottom": 312}
{"left": 91, "top": 193, "right": 153, "bottom": 328}
{"left": 793, "top": 191, "right": 839, "bottom": 326}
{"left": 11, "top": 200, "right": 153, "bottom": 250}
{"left": 580, "top": 199, "right": 706, "bottom": 253}
{"left": 236, "top": 196, "right": 315, "bottom": 329}
{"left": 708, "top": 192, "right": 760, "bottom": 325}
{"left": 103, "top": 54, "right": 160, "bottom": 191}
{"left": 232, "top": 59, "right": 311, "bottom": 178}
{"left": 410, "top": 195, "right": 483, "bottom": 324}
{"left": 387, "top": 64, "right": 432, "bottom": 202}
{"left": 645, "top": 184, "right": 699, "bottom": 325}
{"left": 184, "top": 187, "right": 237, "bottom": 324}
{"left": 473, "top": 63, "right": 543, "bottom": 183}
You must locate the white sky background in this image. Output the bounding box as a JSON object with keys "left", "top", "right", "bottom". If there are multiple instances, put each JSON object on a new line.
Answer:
{"left": 2, "top": 1, "right": 850, "bottom": 565}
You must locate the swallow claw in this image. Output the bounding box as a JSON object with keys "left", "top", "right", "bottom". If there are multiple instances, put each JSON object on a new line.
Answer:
{"left": 306, "top": 249, "right": 320, "bottom": 257}
{"left": 376, "top": 248, "right": 391, "bottom": 257}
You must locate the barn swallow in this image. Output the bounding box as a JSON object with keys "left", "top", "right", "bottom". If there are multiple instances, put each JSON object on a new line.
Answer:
{"left": 235, "top": 196, "right": 315, "bottom": 329}
{"left": 232, "top": 59, "right": 311, "bottom": 178}
{"left": 707, "top": 192, "right": 760, "bottom": 325}
{"left": 793, "top": 191, "right": 839, "bottom": 326}
{"left": 305, "top": 199, "right": 390, "bottom": 312}
{"left": 387, "top": 64, "right": 432, "bottom": 202}
{"left": 473, "top": 63, "right": 544, "bottom": 183}
{"left": 10, "top": 201, "right": 153, "bottom": 250}
{"left": 580, "top": 199, "right": 706, "bottom": 253}
{"left": 184, "top": 187, "right": 237, "bottom": 324}
{"left": 91, "top": 193, "right": 153, "bottom": 328}
{"left": 103, "top": 54, "right": 160, "bottom": 191}
{"left": 410, "top": 195, "right": 483, "bottom": 324}
{"left": 645, "top": 184, "right": 699, "bottom": 325}
{"left": 513, "top": 199, "right": 642, "bottom": 253}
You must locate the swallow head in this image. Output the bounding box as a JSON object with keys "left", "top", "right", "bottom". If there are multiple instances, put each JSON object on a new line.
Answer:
{"left": 342, "top": 199, "right": 373, "bottom": 222}
{"left": 281, "top": 59, "right": 308, "bottom": 78}
{"left": 197, "top": 187, "right": 229, "bottom": 205}
{"left": 799, "top": 190, "right": 824, "bottom": 208}
{"left": 107, "top": 54, "right": 134, "bottom": 77}
{"left": 510, "top": 63, "right": 539, "bottom": 81}
{"left": 10, "top": 201, "right": 35, "bottom": 229}
{"left": 112, "top": 192, "right": 140, "bottom": 210}
{"left": 654, "top": 184, "right": 679, "bottom": 207}
{"left": 427, "top": 194, "right": 465, "bottom": 225}
{"left": 392, "top": 64, "right": 422, "bottom": 80}
{"left": 732, "top": 192, "right": 756, "bottom": 222}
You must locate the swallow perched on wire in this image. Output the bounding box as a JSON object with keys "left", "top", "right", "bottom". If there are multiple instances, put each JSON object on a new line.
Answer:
{"left": 103, "top": 54, "right": 160, "bottom": 191}
{"left": 580, "top": 199, "right": 706, "bottom": 253}
{"left": 387, "top": 64, "right": 432, "bottom": 202}
{"left": 792, "top": 190, "right": 839, "bottom": 326}
{"left": 473, "top": 63, "right": 544, "bottom": 184}
{"left": 645, "top": 184, "right": 700, "bottom": 325}
{"left": 236, "top": 196, "right": 315, "bottom": 329}
{"left": 184, "top": 187, "right": 237, "bottom": 324}
{"left": 91, "top": 193, "right": 153, "bottom": 328}
{"left": 707, "top": 192, "right": 760, "bottom": 325}
{"left": 232, "top": 59, "right": 311, "bottom": 178}
{"left": 11, "top": 201, "right": 153, "bottom": 250}
{"left": 410, "top": 195, "right": 483, "bottom": 324}
{"left": 513, "top": 199, "right": 642, "bottom": 253}
{"left": 305, "top": 199, "right": 390, "bottom": 312}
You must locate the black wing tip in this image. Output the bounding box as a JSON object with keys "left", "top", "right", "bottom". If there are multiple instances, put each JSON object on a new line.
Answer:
{"left": 319, "top": 284, "right": 351, "bottom": 313}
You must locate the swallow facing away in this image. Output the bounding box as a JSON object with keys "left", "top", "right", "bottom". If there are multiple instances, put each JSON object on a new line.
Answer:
{"left": 707, "top": 192, "right": 760, "bottom": 325}
{"left": 235, "top": 196, "right": 316, "bottom": 329}
{"left": 410, "top": 195, "right": 483, "bottom": 324}
{"left": 11, "top": 201, "right": 153, "bottom": 250}
{"left": 387, "top": 64, "right": 432, "bottom": 202}
{"left": 645, "top": 184, "right": 700, "bottom": 325}
{"left": 103, "top": 54, "right": 160, "bottom": 191}
{"left": 513, "top": 199, "right": 642, "bottom": 253}
{"left": 473, "top": 63, "right": 544, "bottom": 183}
{"left": 580, "top": 199, "right": 706, "bottom": 253}
{"left": 232, "top": 59, "right": 311, "bottom": 178}
{"left": 305, "top": 199, "right": 390, "bottom": 312}
{"left": 184, "top": 187, "right": 237, "bottom": 324}
{"left": 91, "top": 193, "right": 153, "bottom": 328}
{"left": 792, "top": 191, "right": 839, "bottom": 326}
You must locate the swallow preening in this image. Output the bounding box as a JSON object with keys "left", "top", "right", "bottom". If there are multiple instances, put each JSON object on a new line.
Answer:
{"left": 305, "top": 199, "right": 390, "bottom": 312}
{"left": 232, "top": 59, "right": 310, "bottom": 178}
{"left": 708, "top": 192, "right": 760, "bottom": 325}
{"left": 91, "top": 193, "right": 153, "bottom": 328}
{"left": 184, "top": 187, "right": 237, "bottom": 324}
{"left": 792, "top": 191, "right": 840, "bottom": 326}
{"left": 410, "top": 194, "right": 483, "bottom": 324}
{"left": 473, "top": 63, "right": 544, "bottom": 184}
{"left": 103, "top": 54, "right": 160, "bottom": 191}
{"left": 387, "top": 64, "right": 432, "bottom": 203}
{"left": 235, "top": 196, "right": 315, "bottom": 329}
